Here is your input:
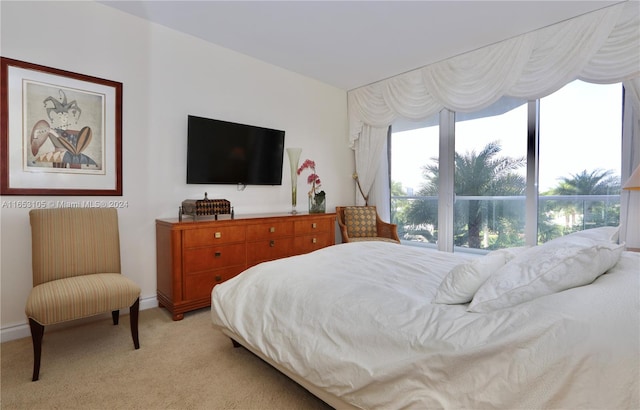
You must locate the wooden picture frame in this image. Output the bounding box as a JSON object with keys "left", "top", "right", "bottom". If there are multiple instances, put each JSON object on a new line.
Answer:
{"left": 1, "top": 57, "right": 122, "bottom": 196}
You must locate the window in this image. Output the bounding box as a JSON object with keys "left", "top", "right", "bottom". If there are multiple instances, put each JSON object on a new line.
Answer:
{"left": 390, "top": 80, "right": 622, "bottom": 252}
{"left": 390, "top": 115, "right": 439, "bottom": 246}
{"left": 538, "top": 80, "right": 622, "bottom": 243}
{"left": 454, "top": 100, "right": 528, "bottom": 250}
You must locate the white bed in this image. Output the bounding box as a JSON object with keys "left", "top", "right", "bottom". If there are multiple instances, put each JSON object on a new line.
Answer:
{"left": 211, "top": 229, "right": 639, "bottom": 409}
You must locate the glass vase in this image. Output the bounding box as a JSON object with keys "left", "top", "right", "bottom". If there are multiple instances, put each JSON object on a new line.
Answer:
{"left": 309, "top": 193, "right": 326, "bottom": 214}
{"left": 286, "top": 148, "right": 302, "bottom": 214}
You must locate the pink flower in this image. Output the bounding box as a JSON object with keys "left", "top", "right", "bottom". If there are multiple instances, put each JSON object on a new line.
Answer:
{"left": 297, "top": 159, "right": 315, "bottom": 174}
{"left": 307, "top": 173, "right": 320, "bottom": 185}
{"left": 297, "top": 158, "right": 322, "bottom": 196}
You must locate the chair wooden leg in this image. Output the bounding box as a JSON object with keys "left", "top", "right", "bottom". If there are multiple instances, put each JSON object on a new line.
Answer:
{"left": 112, "top": 310, "right": 119, "bottom": 325}
{"left": 28, "top": 318, "right": 44, "bottom": 382}
{"left": 130, "top": 298, "right": 140, "bottom": 349}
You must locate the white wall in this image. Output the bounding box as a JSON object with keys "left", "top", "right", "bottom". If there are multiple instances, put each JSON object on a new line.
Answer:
{"left": 0, "top": 1, "right": 353, "bottom": 341}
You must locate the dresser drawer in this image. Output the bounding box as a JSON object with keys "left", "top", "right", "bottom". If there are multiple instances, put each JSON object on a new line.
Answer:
{"left": 183, "top": 265, "right": 246, "bottom": 300}
{"left": 294, "top": 218, "right": 333, "bottom": 235}
{"left": 183, "top": 243, "right": 246, "bottom": 274}
{"left": 247, "top": 237, "right": 295, "bottom": 266}
{"left": 294, "top": 233, "right": 334, "bottom": 254}
{"left": 183, "top": 226, "right": 246, "bottom": 248}
{"left": 156, "top": 213, "right": 335, "bottom": 320}
{"left": 246, "top": 221, "right": 294, "bottom": 240}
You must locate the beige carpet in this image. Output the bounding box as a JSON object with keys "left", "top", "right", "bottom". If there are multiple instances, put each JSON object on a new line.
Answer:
{"left": 1, "top": 307, "right": 333, "bottom": 410}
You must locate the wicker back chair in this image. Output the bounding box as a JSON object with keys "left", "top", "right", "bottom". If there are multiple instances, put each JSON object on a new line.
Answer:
{"left": 336, "top": 206, "right": 400, "bottom": 244}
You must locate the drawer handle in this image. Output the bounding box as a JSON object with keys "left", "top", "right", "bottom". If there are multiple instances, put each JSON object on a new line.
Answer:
{"left": 270, "top": 240, "right": 275, "bottom": 247}
{"left": 311, "top": 223, "right": 317, "bottom": 229}
{"left": 269, "top": 227, "right": 276, "bottom": 233}
{"left": 215, "top": 275, "right": 222, "bottom": 282}
{"left": 214, "top": 232, "right": 222, "bottom": 239}
{"left": 312, "top": 237, "right": 317, "bottom": 244}
{"left": 214, "top": 251, "right": 221, "bottom": 257}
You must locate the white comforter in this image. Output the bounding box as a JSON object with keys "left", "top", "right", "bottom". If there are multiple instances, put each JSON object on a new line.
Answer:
{"left": 211, "top": 242, "right": 640, "bottom": 409}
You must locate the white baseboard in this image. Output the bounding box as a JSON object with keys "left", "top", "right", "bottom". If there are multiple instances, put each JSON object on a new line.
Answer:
{"left": 0, "top": 295, "right": 158, "bottom": 343}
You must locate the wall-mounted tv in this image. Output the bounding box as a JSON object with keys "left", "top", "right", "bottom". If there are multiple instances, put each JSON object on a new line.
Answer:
{"left": 186, "top": 115, "right": 285, "bottom": 185}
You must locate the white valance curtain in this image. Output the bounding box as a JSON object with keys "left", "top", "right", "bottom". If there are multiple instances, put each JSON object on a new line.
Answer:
{"left": 347, "top": 1, "right": 640, "bottom": 207}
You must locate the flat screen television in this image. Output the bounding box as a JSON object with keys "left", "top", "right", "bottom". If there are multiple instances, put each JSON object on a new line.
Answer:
{"left": 186, "top": 115, "right": 285, "bottom": 185}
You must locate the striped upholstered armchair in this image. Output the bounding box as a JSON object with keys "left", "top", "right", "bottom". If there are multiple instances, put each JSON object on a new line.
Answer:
{"left": 25, "top": 208, "right": 141, "bottom": 381}
{"left": 336, "top": 206, "right": 400, "bottom": 244}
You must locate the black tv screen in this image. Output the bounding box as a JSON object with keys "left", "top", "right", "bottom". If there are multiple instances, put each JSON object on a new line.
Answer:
{"left": 186, "top": 115, "right": 285, "bottom": 185}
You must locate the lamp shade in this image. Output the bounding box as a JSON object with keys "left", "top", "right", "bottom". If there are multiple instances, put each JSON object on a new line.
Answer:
{"left": 623, "top": 164, "right": 640, "bottom": 190}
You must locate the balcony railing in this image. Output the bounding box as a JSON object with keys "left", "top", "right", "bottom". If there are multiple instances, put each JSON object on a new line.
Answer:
{"left": 391, "top": 194, "right": 620, "bottom": 250}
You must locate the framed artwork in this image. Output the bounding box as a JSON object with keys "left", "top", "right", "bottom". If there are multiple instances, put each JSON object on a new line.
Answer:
{"left": 1, "top": 57, "right": 122, "bottom": 195}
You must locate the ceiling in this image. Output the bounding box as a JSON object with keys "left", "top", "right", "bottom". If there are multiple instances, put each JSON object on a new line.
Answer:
{"left": 99, "top": 1, "right": 623, "bottom": 90}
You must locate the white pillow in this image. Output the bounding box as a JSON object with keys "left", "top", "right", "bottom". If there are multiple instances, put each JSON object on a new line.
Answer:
{"left": 571, "top": 225, "right": 619, "bottom": 244}
{"left": 434, "top": 247, "right": 528, "bottom": 304}
{"left": 468, "top": 236, "right": 624, "bottom": 313}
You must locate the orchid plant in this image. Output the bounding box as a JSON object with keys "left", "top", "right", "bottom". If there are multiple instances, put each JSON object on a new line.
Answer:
{"left": 297, "top": 159, "right": 326, "bottom": 211}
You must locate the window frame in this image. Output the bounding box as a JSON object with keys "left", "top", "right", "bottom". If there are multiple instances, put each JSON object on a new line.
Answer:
{"left": 390, "top": 82, "right": 624, "bottom": 253}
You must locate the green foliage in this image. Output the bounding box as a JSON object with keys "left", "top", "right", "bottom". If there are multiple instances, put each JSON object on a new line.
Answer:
{"left": 396, "top": 143, "right": 620, "bottom": 249}
{"left": 488, "top": 217, "right": 526, "bottom": 250}
{"left": 539, "top": 169, "right": 620, "bottom": 243}
{"left": 544, "top": 169, "right": 621, "bottom": 196}
{"left": 390, "top": 180, "right": 406, "bottom": 197}
{"left": 404, "top": 141, "right": 526, "bottom": 248}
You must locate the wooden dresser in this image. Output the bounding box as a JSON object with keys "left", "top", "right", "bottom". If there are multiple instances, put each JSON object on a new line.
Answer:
{"left": 156, "top": 212, "right": 336, "bottom": 320}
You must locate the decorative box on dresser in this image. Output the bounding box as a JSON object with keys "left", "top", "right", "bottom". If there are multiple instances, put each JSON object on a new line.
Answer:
{"left": 156, "top": 212, "right": 336, "bottom": 320}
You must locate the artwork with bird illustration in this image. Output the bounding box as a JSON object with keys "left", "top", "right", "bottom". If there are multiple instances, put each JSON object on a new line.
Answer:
{"left": 25, "top": 82, "right": 104, "bottom": 174}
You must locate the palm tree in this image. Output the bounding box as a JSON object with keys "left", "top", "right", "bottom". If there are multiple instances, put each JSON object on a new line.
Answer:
{"left": 544, "top": 169, "right": 620, "bottom": 232}
{"left": 390, "top": 181, "right": 408, "bottom": 238}
{"left": 404, "top": 162, "right": 439, "bottom": 243}
{"left": 549, "top": 169, "right": 620, "bottom": 196}
{"left": 406, "top": 141, "right": 526, "bottom": 248}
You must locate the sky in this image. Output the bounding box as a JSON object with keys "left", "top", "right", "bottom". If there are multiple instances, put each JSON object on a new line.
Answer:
{"left": 391, "top": 80, "right": 622, "bottom": 194}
